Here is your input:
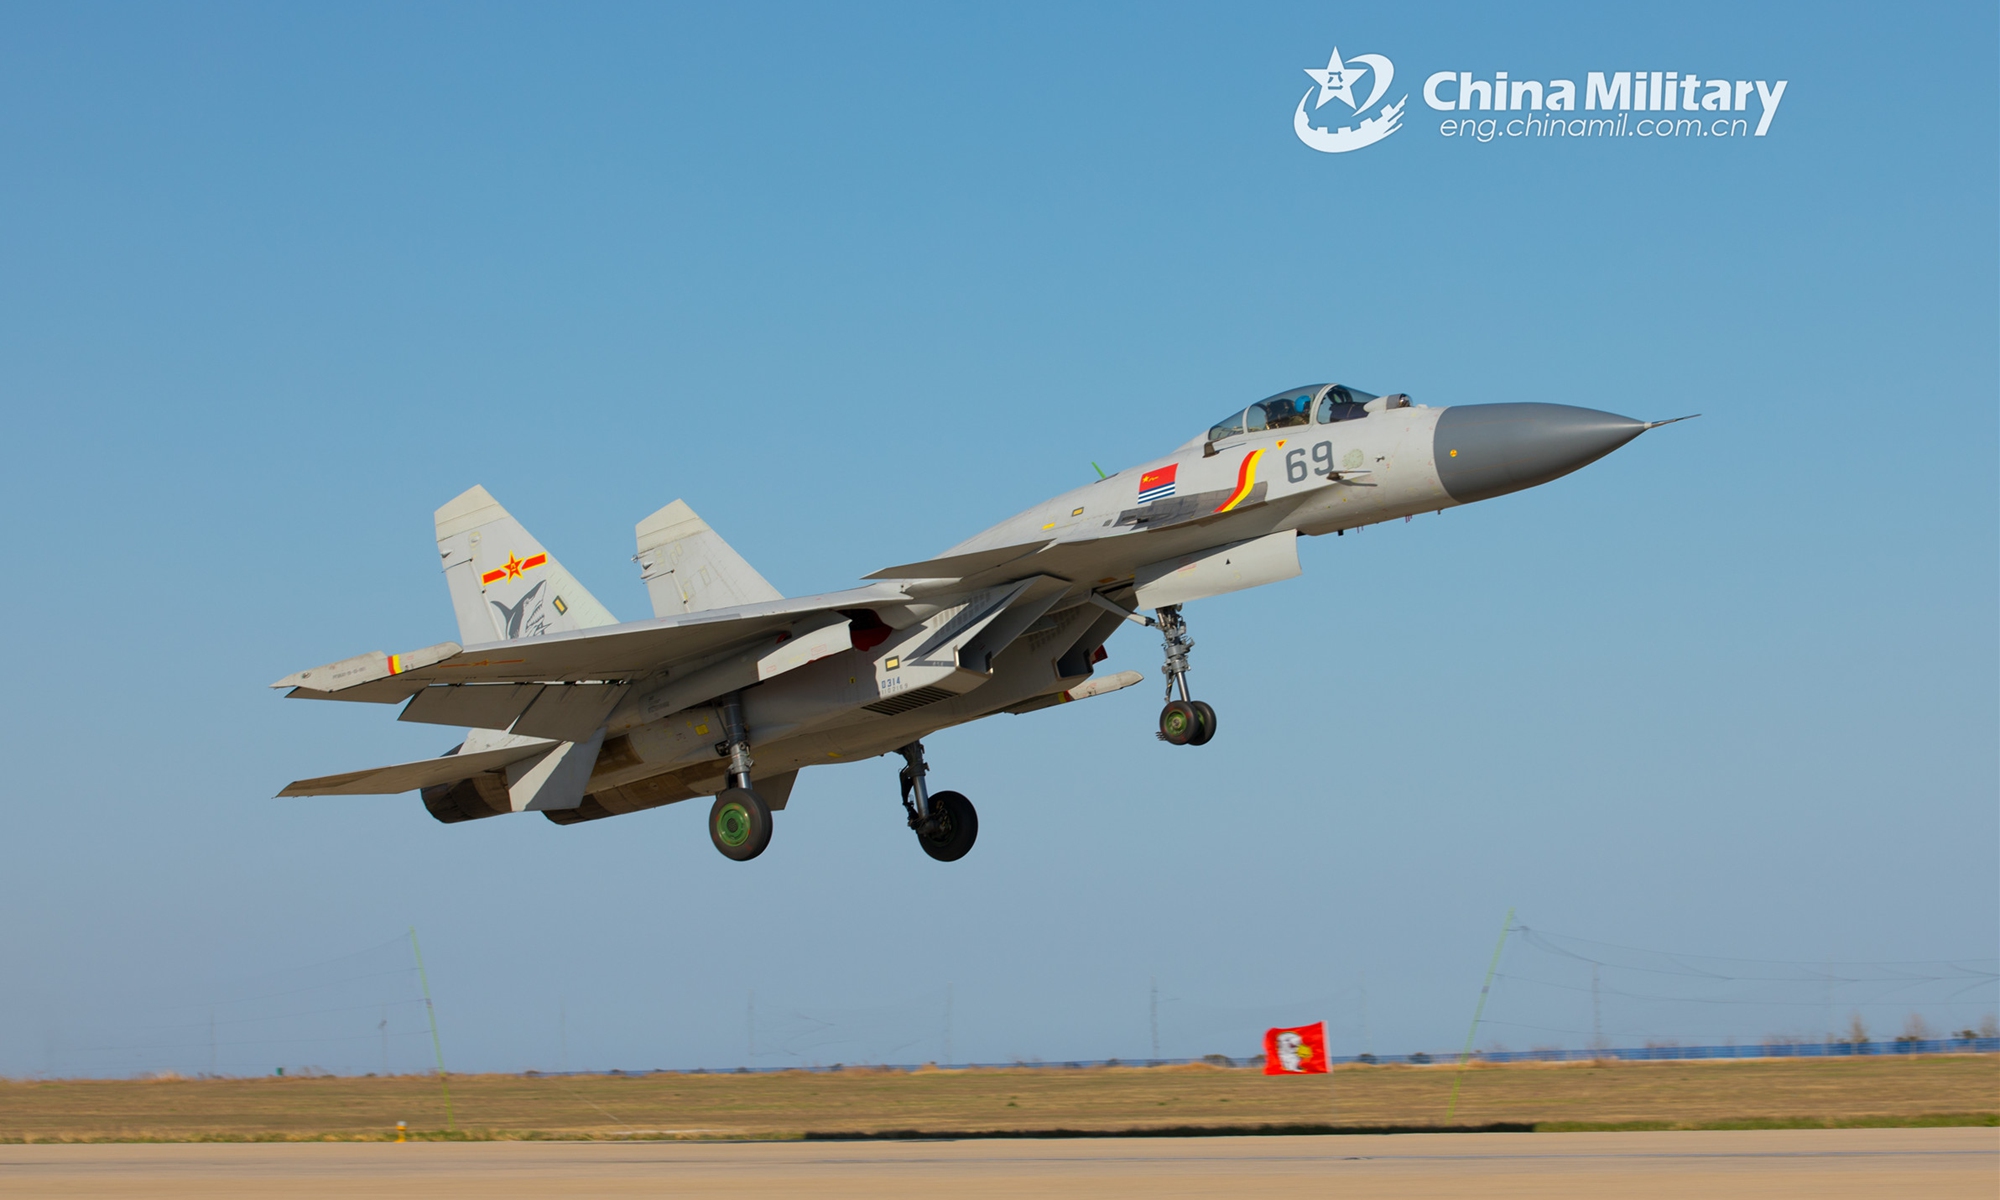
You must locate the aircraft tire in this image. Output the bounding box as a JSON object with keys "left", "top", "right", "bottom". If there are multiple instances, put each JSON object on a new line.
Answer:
{"left": 1159, "top": 701, "right": 1198, "bottom": 746}
{"left": 916, "top": 790, "right": 978, "bottom": 862}
{"left": 1189, "top": 701, "right": 1217, "bottom": 746}
{"left": 710, "top": 788, "right": 772, "bottom": 861}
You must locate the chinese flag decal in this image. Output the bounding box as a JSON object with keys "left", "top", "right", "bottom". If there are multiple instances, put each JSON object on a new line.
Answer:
{"left": 1263, "top": 1021, "right": 1329, "bottom": 1075}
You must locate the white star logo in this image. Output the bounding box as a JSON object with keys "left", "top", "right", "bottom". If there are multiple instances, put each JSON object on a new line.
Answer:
{"left": 1292, "top": 45, "right": 1402, "bottom": 154}
{"left": 1304, "top": 47, "right": 1369, "bottom": 110}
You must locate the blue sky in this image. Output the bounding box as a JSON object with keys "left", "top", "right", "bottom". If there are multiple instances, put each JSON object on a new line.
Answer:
{"left": 2, "top": 2, "right": 1993, "bottom": 1076}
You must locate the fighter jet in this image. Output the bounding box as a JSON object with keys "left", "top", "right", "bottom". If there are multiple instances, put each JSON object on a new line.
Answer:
{"left": 276, "top": 388, "right": 1690, "bottom": 862}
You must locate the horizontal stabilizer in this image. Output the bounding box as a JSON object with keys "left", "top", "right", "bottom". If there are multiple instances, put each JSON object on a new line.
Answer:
{"left": 277, "top": 738, "right": 558, "bottom": 797}
{"left": 636, "top": 500, "right": 784, "bottom": 618}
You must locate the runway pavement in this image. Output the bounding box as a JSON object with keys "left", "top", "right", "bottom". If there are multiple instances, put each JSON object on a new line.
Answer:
{"left": 0, "top": 1127, "right": 1991, "bottom": 1198}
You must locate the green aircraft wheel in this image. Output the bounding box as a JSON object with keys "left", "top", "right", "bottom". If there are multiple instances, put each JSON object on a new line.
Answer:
{"left": 915, "top": 790, "right": 978, "bottom": 862}
{"left": 1188, "top": 701, "right": 1217, "bottom": 746}
{"left": 709, "top": 788, "right": 772, "bottom": 861}
{"left": 1159, "top": 700, "right": 1197, "bottom": 745}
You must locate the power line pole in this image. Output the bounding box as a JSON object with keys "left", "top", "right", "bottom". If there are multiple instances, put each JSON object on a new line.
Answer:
{"left": 1149, "top": 977, "right": 1160, "bottom": 1061}
{"left": 1359, "top": 972, "right": 1373, "bottom": 1057}
{"left": 409, "top": 927, "right": 454, "bottom": 1132}
{"left": 747, "top": 990, "right": 755, "bottom": 1067}
{"left": 1591, "top": 964, "right": 1604, "bottom": 1054}
{"left": 1447, "top": 907, "right": 1514, "bottom": 1122}
{"left": 944, "top": 983, "right": 953, "bottom": 1067}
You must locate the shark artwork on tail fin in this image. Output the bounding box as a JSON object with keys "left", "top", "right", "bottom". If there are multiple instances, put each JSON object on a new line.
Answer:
{"left": 491, "top": 580, "right": 550, "bottom": 640}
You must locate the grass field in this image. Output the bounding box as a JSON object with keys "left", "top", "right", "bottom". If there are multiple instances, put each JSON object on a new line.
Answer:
{"left": 2, "top": 1055, "right": 1993, "bottom": 1142}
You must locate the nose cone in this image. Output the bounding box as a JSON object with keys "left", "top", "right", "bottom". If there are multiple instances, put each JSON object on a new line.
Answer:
{"left": 1433, "top": 403, "right": 1647, "bottom": 504}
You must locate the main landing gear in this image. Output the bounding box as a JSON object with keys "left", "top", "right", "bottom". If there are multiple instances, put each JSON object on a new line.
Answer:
{"left": 898, "top": 740, "right": 978, "bottom": 862}
{"left": 708, "top": 692, "right": 773, "bottom": 861}
{"left": 1154, "top": 604, "right": 1217, "bottom": 747}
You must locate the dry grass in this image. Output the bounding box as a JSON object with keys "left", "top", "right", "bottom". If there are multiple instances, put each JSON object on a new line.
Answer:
{"left": 0, "top": 1055, "right": 1993, "bottom": 1142}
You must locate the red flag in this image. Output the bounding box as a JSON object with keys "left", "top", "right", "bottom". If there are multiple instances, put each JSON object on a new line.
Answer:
{"left": 1136, "top": 464, "right": 1178, "bottom": 503}
{"left": 1263, "top": 1021, "right": 1329, "bottom": 1075}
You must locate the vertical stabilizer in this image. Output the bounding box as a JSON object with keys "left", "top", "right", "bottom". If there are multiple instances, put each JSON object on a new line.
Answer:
{"left": 435, "top": 486, "right": 618, "bottom": 644}
{"left": 635, "top": 500, "right": 783, "bottom": 617}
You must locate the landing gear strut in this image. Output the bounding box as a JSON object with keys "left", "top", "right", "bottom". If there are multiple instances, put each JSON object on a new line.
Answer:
{"left": 1155, "top": 605, "right": 1216, "bottom": 747}
{"left": 898, "top": 741, "right": 978, "bottom": 862}
{"left": 709, "top": 691, "right": 772, "bottom": 861}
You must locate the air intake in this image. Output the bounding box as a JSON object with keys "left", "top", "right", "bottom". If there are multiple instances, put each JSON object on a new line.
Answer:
{"left": 864, "top": 685, "right": 960, "bottom": 716}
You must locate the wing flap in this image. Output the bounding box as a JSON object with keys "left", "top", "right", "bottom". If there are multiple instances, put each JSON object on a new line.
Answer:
{"left": 398, "top": 683, "right": 545, "bottom": 730}
{"left": 510, "top": 683, "right": 631, "bottom": 742}
{"left": 395, "top": 681, "right": 630, "bottom": 740}
{"left": 288, "top": 678, "right": 429, "bottom": 705}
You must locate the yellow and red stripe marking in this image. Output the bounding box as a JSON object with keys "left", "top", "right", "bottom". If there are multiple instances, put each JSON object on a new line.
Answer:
{"left": 480, "top": 551, "right": 549, "bottom": 586}
{"left": 1214, "top": 449, "right": 1264, "bottom": 513}
{"left": 385, "top": 654, "right": 403, "bottom": 675}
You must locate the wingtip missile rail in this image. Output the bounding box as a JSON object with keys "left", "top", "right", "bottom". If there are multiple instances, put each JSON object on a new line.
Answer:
{"left": 272, "top": 641, "right": 462, "bottom": 695}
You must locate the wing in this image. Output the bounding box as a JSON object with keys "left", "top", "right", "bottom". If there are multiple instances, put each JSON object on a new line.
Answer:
{"left": 271, "top": 585, "right": 912, "bottom": 714}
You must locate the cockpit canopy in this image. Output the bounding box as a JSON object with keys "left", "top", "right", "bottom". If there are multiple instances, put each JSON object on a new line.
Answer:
{"left": 1206, "top": 384, "right": 1381, "bottom": 445}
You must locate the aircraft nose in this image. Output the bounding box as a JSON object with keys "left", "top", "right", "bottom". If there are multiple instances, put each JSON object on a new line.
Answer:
{"left": 1433, "top": 403, "right": 1648, "bottom": 504}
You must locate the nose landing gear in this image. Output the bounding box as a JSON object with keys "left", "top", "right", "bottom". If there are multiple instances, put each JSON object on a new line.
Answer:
{"left": 898, "top": 740, "right": 979, "bottom": 861}
{"left": 1155, "top": 605, "right": 1217, "bottom": 747}
{"left": 1159, "top": 699, "right": 1216, "bottom": 746}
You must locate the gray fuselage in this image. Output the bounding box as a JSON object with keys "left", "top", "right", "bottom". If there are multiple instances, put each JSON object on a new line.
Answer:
{"left": 557, "top": 396, "right": 1648, "bottom": 823}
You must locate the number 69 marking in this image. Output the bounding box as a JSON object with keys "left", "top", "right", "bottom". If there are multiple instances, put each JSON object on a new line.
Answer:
{"left": 1286, "top": 442, "right": 1338, "bottom": 484}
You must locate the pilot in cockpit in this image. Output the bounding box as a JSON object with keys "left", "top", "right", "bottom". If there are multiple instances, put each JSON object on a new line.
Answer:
{"left": 1262, "top": 394, "right": 1316, "bottom": 430}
